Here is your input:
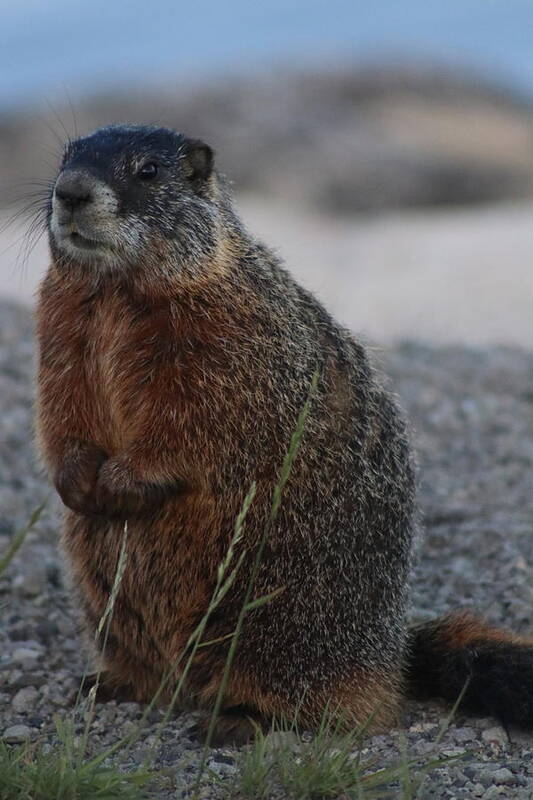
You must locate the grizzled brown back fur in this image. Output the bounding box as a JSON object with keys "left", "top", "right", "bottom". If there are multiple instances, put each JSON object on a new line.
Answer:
{"left": 36, "top": 125, "right": 533, "bottom": 744}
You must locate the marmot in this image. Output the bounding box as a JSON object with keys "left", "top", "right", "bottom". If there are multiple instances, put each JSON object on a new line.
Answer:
{"left": 35, "top": 124, "right": 533, "bottom": 745}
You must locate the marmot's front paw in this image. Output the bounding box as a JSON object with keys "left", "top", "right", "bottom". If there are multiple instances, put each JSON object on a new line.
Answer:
{"left": 94, "top": 458, "right": 167, "bottom": 518}
{"left": 55, "top": 442, "right": 107, "bottom": 515}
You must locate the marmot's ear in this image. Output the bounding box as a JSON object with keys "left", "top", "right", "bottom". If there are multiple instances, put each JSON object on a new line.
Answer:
{"left": 182, "top": 139, "right": 214, "bottom": 185}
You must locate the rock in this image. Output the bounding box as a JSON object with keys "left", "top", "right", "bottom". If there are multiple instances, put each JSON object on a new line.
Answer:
{"left": 119, "top": 702, "right": 142, "bottom": 716}
{"left": 490, "top": 768, "right": 516, "bottom": 785}
{"left": 3, "top": 724, "right": 31, "bottom": 742}
{"left": 481, "top": 727, "right": 508, "bottom": 747}
{"left": 453, "top": 727, "right": 476, "bottom": 743}
{"left": 482, "top": 787, "right": 506, "bottom": 799}
{"left": 12, "top": 567, "right": 47, "bottom": 597}
{"left": 441, "top": 747, "right": 466, "bottom": 758}
{"left": 208, "top": 754, "right": 237, "bottom": 776}
{"left": 46, "top": 688, "right": 70, "bottom": 708}
{"left": 121, "top": 720, "right": 140, "bottom": 738}
{"left": 211, "top": 753, "right": 235, "bottom": 766}
{"left": 11, "top": 647, "right": 42, "bottom": 669}
{"left": 9, "top": 672, "right": 47, "bottom": 689}
{"left": 265, "top": 730, "right": 299, "bottom": 753}
{"left": 524, "top": 756, "right": 533, "bottom": 775}
{"left": 35, "top": 619, "right": 60, "bottom": 642}
{"left": 410, "top": 722, "right": 438, "bottom": 734}
{"left": 11, "top": 686, "right": 39, "bottom": 713}
{"left": 6, "top": 669, "right": 24, "bottom": 686}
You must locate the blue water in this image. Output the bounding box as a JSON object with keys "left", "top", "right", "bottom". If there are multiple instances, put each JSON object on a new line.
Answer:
{"left": 1, "top": 0, "right": 533, "bottom": 109}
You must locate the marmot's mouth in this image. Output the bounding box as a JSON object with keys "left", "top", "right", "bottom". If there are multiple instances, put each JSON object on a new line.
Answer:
{"left": 69, "top": 232, "right": 105, "bottom": 250}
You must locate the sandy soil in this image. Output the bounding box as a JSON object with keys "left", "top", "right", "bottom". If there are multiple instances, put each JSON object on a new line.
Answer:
{"left": 1, "top": 196, "right": 532, "bottom": 347}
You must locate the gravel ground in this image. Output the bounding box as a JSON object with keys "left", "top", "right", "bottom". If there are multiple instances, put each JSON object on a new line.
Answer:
{"left": 1, "top": 299, "right": 532, "bottom": 799}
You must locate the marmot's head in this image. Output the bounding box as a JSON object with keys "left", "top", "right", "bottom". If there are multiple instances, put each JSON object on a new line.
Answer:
{"left": 48, "top": 125, "right": 234, "bottom": 280}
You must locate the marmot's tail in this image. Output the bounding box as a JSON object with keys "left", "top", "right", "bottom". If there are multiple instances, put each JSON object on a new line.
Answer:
{"left": 406, "top": 611, "right": 533, "bottom": 729}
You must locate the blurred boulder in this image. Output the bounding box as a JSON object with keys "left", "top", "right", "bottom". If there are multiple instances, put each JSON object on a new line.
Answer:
{"left": 2, "top": 62, "right": 533, "bottom": 213}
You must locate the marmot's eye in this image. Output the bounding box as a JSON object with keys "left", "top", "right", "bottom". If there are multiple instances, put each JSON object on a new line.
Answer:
{"left": 137, "top": 161, "right": 158, "bottom": 180}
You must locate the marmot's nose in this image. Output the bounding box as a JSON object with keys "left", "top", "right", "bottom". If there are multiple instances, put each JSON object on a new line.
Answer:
{"left": 54, "top": 170, "right": 93, "bottom": 212}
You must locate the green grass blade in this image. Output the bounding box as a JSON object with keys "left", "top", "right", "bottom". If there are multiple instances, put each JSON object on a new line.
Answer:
{"left": 0, "top": 503, "right": 46, "bottom": 576}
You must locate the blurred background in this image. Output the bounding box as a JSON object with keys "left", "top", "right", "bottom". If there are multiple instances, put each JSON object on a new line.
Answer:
{"left": 1, "top": 0, "right": 533, "bottom": 346}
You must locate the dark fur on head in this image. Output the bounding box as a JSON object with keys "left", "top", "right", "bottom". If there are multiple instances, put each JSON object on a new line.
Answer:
{"left": 48, "top": 124, "right": 242, "bottom": 286}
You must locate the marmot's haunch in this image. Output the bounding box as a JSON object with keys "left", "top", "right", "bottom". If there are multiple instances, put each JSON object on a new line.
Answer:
{"left": 36, "top": 125, "right": 533, "bottom": 744}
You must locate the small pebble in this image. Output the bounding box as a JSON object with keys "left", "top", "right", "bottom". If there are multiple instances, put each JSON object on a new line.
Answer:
{"left": 265, "top": 730, "right": 299, "bottom": 752}
{"left": 11, "top": 686, "right": 39, "bottom": 713}
{"left": 481, "top": 727, "right": 508, "bottom": 747}
{"left": 11, "top": 647, "right": 42, "bottom": 669}
{"left": 454, "top": 727, "right": 476, "bottom": 743}
{"left": 3, "top": 724, "right": 31, "bottom": 743}
{"left": 490, "top": 767, "right": 516, "bottom": 785}
{"left": 483, "top": 787, "right": 506, "bottom": 800}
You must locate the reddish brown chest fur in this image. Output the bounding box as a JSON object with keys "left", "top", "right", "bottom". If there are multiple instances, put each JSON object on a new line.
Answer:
{"left": 37, "top": 273, "right": 250, "bottom": 473}
{"left": 77, "top": 291, "right": 177, "bottom": 454}
{"left": 36, "top": 271, "right": 257, "bottom": 694}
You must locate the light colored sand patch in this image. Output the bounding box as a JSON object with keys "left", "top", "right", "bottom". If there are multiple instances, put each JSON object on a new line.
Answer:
{"left": 1, "top": 198, "right": 532, "bottom": 347}
{"left": 241, "top": 197, "right": 533, "bottom": 347}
